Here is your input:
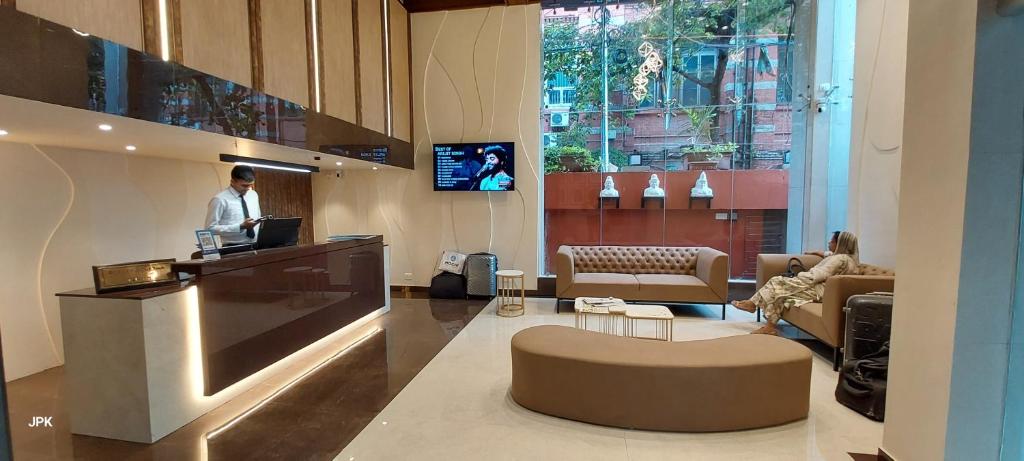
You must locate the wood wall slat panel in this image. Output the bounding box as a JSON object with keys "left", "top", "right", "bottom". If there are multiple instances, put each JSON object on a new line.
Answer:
{"left": 390, "top": 0, "right": 411, "bottom": 142}
{"left": 261, "top": 0, "right": 309, "bottom": 106}
{"left": 18, "top": 0, "right": 143, "bottom": 50}
{"left": 180, "top": 0, "right": 252, "bottom": 86}
{"left": 247, "top": 0, "right": 264, "bottom": 91}
{"left": 321, "top": 0, "right": 357, "bottom": 124}
{"left": 357, "top": 0, "right": 386, "bottom": 134}
{"left": 253, "top": 169, "right": 315, "bottom": 245}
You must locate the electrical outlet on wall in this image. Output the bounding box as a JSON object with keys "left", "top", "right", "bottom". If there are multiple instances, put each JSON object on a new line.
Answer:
{"left": 403, "top": 272, "right": 413, "bottom": 281}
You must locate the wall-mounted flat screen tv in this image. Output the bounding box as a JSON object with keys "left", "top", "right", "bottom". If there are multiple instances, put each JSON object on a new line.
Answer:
{"left": 433, "top": 142, "right": 515, "bottom": 191}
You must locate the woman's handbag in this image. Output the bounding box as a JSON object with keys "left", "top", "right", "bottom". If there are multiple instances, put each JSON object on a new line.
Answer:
{"left": 783, "top": 257, "right": 808, "bottom": 277}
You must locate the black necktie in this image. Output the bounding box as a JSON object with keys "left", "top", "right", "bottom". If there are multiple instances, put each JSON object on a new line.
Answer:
{"left": 240, "top": 194, "right": 255, "bottom": 239}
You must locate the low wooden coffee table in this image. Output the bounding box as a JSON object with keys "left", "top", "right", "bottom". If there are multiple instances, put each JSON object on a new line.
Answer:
{"left": 623, "top": 304, "right": 674, "bottom": 341}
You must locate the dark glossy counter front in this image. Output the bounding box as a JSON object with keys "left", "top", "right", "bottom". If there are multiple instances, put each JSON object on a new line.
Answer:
{"left": 172, "top": 237, "right": 386, "bottom": 395}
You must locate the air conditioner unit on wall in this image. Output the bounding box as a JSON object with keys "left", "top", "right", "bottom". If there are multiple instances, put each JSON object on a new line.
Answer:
{"left": 550, "top": 112, "right": 570, "bottom": 128}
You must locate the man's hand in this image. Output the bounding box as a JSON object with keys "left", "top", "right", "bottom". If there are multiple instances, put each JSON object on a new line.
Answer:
{"left": 240, "top": 218, "right": 257, "bottom": 230}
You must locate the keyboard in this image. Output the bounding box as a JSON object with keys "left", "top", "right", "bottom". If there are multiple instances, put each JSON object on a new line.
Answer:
{"left": 218, "top": 243, "right": 254, "bottom": 256}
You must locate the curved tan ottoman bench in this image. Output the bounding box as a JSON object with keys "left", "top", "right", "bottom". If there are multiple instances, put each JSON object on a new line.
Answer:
{"left": 510, "top": 325, "right": 812, "bottom": 432}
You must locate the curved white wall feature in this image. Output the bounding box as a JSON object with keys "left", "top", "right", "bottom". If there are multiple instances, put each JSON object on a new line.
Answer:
{"left": 0, "top": 142, "right": 234, "bottom": 381}
{"left": 313, "top": 4, "right": 541, "bottom": 289}
{"left": 0, "top": 143, "right": 72, "bottom": 380}
{"left": 848, "top": 0, "right": 909, "bottom": 268}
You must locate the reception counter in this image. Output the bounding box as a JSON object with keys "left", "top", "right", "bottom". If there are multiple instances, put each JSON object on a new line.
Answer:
{"left": 56, "top": 237, "right": 390, "bottom": 443}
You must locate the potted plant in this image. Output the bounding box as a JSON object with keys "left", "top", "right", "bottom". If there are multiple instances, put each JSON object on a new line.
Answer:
{"left": 681, "top": 143, "right": 737, "bottom": 170}
{"left": 557, "top": 146, "right": 600, "bottom": 172}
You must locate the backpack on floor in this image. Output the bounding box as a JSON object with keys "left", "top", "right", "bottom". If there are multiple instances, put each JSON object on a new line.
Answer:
{"left": 835, "top": 343, "right": 889, "bottom": 421}
{"left": 429, "top": 272, "right": 467, "bottom": 299}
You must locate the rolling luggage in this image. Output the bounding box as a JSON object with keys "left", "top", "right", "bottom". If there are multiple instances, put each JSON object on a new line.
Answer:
{"left": 465, "top": 253, "right": 498, "bottom": 297}
{"left": 429, "top": 271, "right": 467, "bottom": 299}
{"left": 835, "top": 293, "right": 893, "bottom": 421}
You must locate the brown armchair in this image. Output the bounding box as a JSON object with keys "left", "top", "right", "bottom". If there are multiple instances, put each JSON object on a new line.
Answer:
{"left": 756, "top": 254, "right": 895, "bottom": 370}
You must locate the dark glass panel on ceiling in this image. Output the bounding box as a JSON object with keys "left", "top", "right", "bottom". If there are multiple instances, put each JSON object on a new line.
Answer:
{"left": 0, "top": 6, "right": 413, "bottom": 169}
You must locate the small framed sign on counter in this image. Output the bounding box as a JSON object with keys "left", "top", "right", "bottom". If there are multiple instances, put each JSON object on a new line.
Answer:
{"left": 92, "top": 259, "right": 178, "bottom": 294}
{"left": 195, "top": 229, "right": 220, "bottom": 261}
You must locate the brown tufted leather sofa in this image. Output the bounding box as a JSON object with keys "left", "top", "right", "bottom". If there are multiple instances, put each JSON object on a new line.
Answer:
{"left": 555, "top": 245, "right": 729, "bottom": 316}
{"left": 756, "top": 254, "right": 895, "bottom": 370}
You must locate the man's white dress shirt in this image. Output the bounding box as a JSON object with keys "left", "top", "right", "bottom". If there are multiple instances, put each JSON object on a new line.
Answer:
{"left": 206, "top": 187, "right": 261, "bottom": 245}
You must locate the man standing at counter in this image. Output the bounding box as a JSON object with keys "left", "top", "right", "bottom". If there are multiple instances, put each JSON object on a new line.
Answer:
{"left": 205, "top": 165, "right": 262, "bottom": 246}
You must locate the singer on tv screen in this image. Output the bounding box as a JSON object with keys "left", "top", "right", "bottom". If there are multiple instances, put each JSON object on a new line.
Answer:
{"left": 433, "top": 142, "right": 515, "bottom": 191}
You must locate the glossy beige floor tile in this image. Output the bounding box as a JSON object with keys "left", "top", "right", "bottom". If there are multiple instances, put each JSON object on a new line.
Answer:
{"left": 337, "top": 299, "right": 883, "bottom": 461}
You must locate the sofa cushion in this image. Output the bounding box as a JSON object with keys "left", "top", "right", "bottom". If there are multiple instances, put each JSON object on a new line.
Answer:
{"left": 564, "top": 273, "right": 639, "bottom": 300}
{"left": 634, "top": 274, "right": 722, "bottom": 303}
{"left": 858, "top": 263, "right": 895, "bottom": 276}
{"left": 572, "top": 247, "right": 650, "bottom": 274}
{"left": 782, "top": 302, "right": 837, "bottom": 347}
{"left": 640, "top": 247, "right": 700, "bottom": 275}
{"left": 571, "top": 246, "right": 700, "bottom": 275}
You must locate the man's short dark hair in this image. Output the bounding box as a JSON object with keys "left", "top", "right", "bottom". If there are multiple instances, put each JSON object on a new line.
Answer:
{"left": 231, "top": 165, "right": 256, "bottom": 182}
{"left": 483, "top": 145, "right": 507, "bottom": 163}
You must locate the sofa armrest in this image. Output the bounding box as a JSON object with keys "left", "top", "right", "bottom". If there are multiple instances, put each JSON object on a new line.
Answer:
{"left": 696, "top": 247, "right": 729, "bottom": 302}
{"left": 820, "top": 275, "right": 896, "bottom": 346}
{"left": 755, "top": 254, "right": 823, "bottom": 290}
{"left": 555, "top": 246, "right": 575, "bottom": 297}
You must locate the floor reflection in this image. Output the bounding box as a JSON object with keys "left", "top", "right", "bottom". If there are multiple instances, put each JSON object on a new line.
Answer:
{"left": 7, "top": 297, "right": 488, "bottom": 460}
{"left": 206, "top": 330, "right": 390, "bottom": 459}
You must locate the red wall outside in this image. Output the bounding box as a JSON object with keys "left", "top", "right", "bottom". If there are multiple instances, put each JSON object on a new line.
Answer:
{"left": 544, "top": 170, "right": 789, "bottom": 278}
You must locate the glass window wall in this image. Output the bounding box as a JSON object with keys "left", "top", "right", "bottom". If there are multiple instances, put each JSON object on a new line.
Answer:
{"left": 542, "top": 0, "right": 812, "bottom": 279}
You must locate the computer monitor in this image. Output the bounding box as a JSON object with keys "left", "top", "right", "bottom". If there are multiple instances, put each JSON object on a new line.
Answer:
{"left": 255, "top": 217, "right": 302, "bottom": 250}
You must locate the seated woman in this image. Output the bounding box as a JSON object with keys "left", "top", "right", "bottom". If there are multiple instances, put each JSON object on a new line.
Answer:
{"left": 731, "top": 231, "right": 860, "bottom": 335}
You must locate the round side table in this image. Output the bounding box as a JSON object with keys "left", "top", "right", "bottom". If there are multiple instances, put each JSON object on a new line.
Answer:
{"left": 495, "top": 269, "right": 525, "bottom": 317}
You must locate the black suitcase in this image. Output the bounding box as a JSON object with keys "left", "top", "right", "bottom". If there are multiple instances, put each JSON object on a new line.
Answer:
{"left": 835, "top": 293, "right": 893, "bottom": 421}
{"left": 429, "top": 272, "right": 467, "bottom": 299}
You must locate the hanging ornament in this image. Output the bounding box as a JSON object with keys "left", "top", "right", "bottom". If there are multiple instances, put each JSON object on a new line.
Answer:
{"left": 632, "top": 41, "right": 663, "bottom": 102}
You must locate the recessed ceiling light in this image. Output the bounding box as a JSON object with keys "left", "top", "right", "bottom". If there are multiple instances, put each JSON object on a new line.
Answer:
{"left": 0, "top": 129, "right": 8, "bottom": 136}
{"left": 335, "top": 161, "right": 342, "bottom": 166}
{"left": 372, "top": 166, "right": 379, "bottom": 170}
{"left": 98, "top": 124, "right": 113, "bottom": 131}
{"left": 125, "top": 145, "right": 137, "bottom": 151}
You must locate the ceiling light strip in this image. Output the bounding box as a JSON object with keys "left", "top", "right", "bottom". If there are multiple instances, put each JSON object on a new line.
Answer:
{"left": 382, "top": 0, "right": 393, "bottom": 136}
{"left": 158, "top": 0, "right": 171, "bottom": 61}
{"left": 311, "top": 0, "right": 322, "bottom": 112}
{"left": 220, "top": 153, "right": 320, "bottom": 173}
{"left": 205, "top": 327, "right": 383, "bottom": 440}
{"left": 234, "top": 161, "right": 312, "bottom": 173}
